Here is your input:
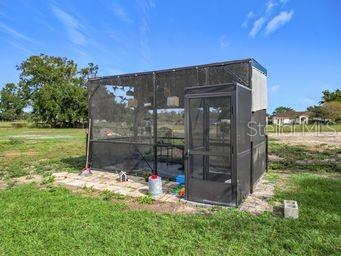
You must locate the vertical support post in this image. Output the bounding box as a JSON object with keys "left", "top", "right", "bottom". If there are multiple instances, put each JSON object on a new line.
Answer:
{"left": 184, "top": 96, "right": 189, "bottom": 201}
{"left": 265, "top": 134, "right": 269, "bottom": 172}
{"left": 85, "top": 132, "right": 88, "bottom": 159}
{"left": 86, "top": 81, "right": 92, "bottom": 170}
{"left": 233, "top": 86, "right": 238, "bottom": 205}
{"left": 152, "top": 72, "right": 158, "bottom": 175}
{"left": 204, "top": 67, "right": 209, "bottom": 85}
{"left": 85, "top": 118, "right": 92, "bottom": 169}
{"left": 203, "top": 98, "right": 209, "bottom": 180}
{"left": 250, "top": 141, "right": 253, "bottom": 194}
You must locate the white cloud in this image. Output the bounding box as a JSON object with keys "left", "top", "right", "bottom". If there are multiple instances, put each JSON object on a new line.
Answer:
{"left": 7, "top": 40, "right": 34, "bottom": 54}
{"left": 26, "top": 4, "right": 55, "bottom": 32}
{"left": 270, "top": 84, "right": 280, "bottom": 92}
{"left": 106, "top": 30, "right": 122, "bottom": 43}
{"left": 249, "top": 17, "right": 266, "bottom": 37}
{"left": 247, "top": 11, "right": 255, "bottom": 19}
{"left": 138, "top": 0, "right": 155, "bottom": 64}
{"left": 69, "top": 30, "right": 87, "bottom": 46}
{"left": 265, "top": 10, "right": 294, "bottom": 35}
{"left": 280, "top": 0, "right": 289, "bottom": 5}
{"left": 266, "top": 0, "right": 277, "bottom": 12}
{"left": 0, "top": 22, "right": 37, "bottom": 44}
{"left": 73, "top": 48, "right": 89, "bottom": 58}
{"left": 50, "top": 5, "right": 87, "bottom": 46}
{"left": 112, "top": 6, "right": 132, "bottom": 24}
{"left": 219, "top": 35, "right": 229, "bottom": 48}
{"left": 242, "top": 11, "right": 255, "bottom": 28}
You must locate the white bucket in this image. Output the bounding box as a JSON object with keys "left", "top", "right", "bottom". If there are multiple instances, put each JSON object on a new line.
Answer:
{"left": 148, "top": 175, "right": 163, "bottom": 197}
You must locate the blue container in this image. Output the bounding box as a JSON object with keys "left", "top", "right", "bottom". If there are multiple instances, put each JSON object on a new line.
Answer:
{"left": 148, "top": 176, "right": 163, "bottom": 197}
{"left": 176, "top": 174, "right": 185, "bottom": 185}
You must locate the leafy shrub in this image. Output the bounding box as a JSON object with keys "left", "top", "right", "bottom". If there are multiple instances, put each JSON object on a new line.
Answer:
{"left": 6, "top": 179, "right": 17, "bottom": 189}
{"left": 40, "top": 175, "right": 55, "bottom": 185}
{"left": 101, "top": 189, "right": 113, "bottom": 201}
{"left": 112, "top": 193, "right": 126, "bottom": 200}
{"left": 82, "top": 185, "right": 95, "bottom": 193}
{"left": 136, "top": 194, "right": 154, "bottom": 205}
{"left": 11, "top": 122, "right": 27, "bottom": 128}
{"left": 8, "top": 137, "right": 24, "bottom": 145}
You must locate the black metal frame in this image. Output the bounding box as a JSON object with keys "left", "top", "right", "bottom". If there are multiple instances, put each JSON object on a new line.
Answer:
{"left": 86, "top": 58, "right": 267, "bottom": 206}
{"left": 184, "top": 84, "right": 236, "bottom": 206}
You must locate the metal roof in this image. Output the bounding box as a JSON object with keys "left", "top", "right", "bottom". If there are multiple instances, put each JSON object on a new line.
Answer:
{"left": 89, "top": 58, "right": 267, "bottom": 81}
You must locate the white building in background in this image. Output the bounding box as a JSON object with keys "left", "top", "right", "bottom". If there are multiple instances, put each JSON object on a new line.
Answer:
{"left": 270, "top": 112, "right": 309, "bottom": 125}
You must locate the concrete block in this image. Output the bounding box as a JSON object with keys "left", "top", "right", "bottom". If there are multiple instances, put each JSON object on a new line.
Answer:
{"left": 284, "top": 200, "right": 299, "bottom": 219}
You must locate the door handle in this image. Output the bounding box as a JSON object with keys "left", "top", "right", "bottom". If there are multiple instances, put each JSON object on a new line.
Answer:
{"left": 184, "top": 150, "right": 189, "bottom": 159}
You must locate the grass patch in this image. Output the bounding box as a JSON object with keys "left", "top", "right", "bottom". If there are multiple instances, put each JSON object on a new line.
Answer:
{"left": 269, "top": 143, "right": 340, "bottom": 173}
{"left": 100, "top": 189, "right": 113, "bottom": 201}
{"left": 0, "top": 125, "right": 340, "bottom": 255}
{"left": 82, "top": 185, "right": 95, "bottom": 193}
{"left": 0, "top": 182, "right": 339, "bottom": 255}
{"left": 40, "top": 175, "right": 55, "bottom": 185}
{"left": 7, "top": 137, "right": 25, "bottom": 145}
{"left": 0, "top": 126, "right": 85, "bottom": 179}
{"left": 273, "top": 173, "right": 341, "bottom": 225}
{"left": 265, "top": 171, "right": 280, "bottom": 182}
{"left": 136, "top": 194, "right": 155, "bottom": 205}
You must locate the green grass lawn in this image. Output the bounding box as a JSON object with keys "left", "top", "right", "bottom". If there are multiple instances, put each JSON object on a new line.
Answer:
{"left": 0, "top": 125, "right": 85, "bottom": 179}
{"left": 0, "top": 125, "right": 340, "bottom": 255}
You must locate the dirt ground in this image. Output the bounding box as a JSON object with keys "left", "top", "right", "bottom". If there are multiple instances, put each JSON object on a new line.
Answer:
{"left": 269, "top": 132, "right": 341, "bottom": 146}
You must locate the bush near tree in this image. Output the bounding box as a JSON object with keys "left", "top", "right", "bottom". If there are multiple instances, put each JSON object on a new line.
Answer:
{"left": 0, "top": 83, "right": 27, "bottom": 121}
{"left": 272, "top": 106, "right": 295, "bottom": 116}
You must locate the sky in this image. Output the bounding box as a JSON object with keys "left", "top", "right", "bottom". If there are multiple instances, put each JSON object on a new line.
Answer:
{"left": 0, "top": 0, "right": 340, "bottom": 113}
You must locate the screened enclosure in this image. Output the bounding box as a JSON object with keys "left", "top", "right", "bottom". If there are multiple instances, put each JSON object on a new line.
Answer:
{"left": 87, "top": 58, "right": 267, "bottom": 206}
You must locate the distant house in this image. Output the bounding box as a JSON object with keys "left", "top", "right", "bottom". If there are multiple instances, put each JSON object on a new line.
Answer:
{"left": 270, "top": 112, "right": 309, "bottom": 125}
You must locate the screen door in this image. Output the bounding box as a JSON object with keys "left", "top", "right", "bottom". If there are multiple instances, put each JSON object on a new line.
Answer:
{"left": 185, "top": 89, "right": 235, "bottom": 205}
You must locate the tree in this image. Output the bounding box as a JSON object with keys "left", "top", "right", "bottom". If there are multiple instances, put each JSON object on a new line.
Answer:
{"left": 307, "top": 89, "right": 341, "bottom": 123}
{"left": 79, "top": 62, "right": 98, "bottom": 80}
{"left": 320, "top": 89, "right": 341, "bottom": 104}
{"left": 307, "top": 105, "right": 325, "bottom": 118}
{"left": 0, "top": 83, "right": 27, "bottom": 121}
{"left": 321, "top": 101, "right": 341, "bottom": 122}
{"left": 17, "top": 54, "right": 98, "bottom": 127}
{"left": 272, "top": 106, "right": 295, "bottom": 116}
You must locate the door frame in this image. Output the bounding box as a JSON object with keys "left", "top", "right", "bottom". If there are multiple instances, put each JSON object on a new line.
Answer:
{"left": 184, "top": 85, "right": 237, "bottom": 206}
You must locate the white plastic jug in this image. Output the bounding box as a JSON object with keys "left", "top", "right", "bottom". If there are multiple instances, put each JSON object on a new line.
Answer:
{"left": 148, "top": 175, "right": 163, "bottom": 197}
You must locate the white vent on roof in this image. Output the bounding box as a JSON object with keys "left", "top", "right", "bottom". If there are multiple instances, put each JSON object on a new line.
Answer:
{"left": 252, "top": 67, "right": 267, "bottom": 112}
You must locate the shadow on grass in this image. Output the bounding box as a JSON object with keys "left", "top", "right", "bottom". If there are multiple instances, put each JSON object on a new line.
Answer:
{"left": 60, "top": 155, "right": 85, "bottom": 172}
